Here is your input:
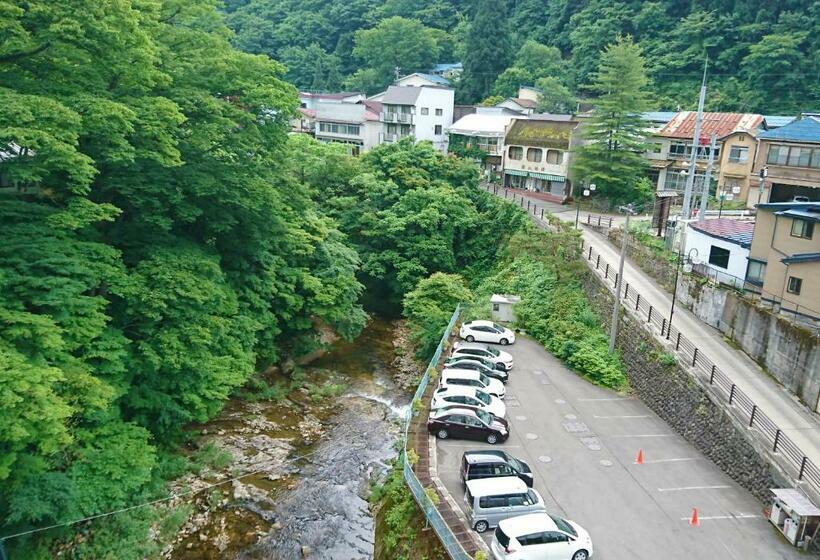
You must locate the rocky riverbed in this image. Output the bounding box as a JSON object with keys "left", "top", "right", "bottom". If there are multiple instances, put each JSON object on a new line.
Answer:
{"left": 164, "top": 318, "right": 419, "bottom": 559}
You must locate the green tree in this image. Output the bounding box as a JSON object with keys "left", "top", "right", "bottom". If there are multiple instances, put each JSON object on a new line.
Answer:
{"left": 403, "top": 272, "right": 473, "bottom": 358}
{"left": 281, "top": 43, "right": 344, "bottom": 91}
{"left": 741, "top": 32, "right": 810, "bottom": 112}
{"left": 460, "top": 0, "right": 512, "bottom": 102}
{"left": 571, "top": 36, "right": 651, "bottom": 204}
{"left": 534, "top": 76, "right": 577, "bottom": 113}
{"left": 492, "top": 67, "right": 533, "bottom": 98}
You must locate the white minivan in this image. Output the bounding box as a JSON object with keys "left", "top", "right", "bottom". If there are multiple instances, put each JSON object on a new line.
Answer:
{"left": 464, "top": 477, "right": 546, "bottom": 533}
{"left": 440, "top": 369, "right": 506, "bottom": 399}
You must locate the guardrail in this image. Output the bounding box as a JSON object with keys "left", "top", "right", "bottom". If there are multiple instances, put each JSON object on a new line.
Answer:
{"left": 580, "top": 239, "right": 820, "bottom": 501}
{"left": 402, "top": 305, "right": 472, "bottom": 560}
{"left": 585, "top": 214, "right": 613, "bottom": 228}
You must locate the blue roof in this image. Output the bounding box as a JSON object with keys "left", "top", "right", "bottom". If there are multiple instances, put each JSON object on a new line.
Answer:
{"left": 775, "top": 208, "right": 820, "bottom": 223}
{"left": 758, "top": 117, "right": 820, "bottom": 142}
{"left": 642, "top": 111, "right": 677, "bottom": 123}
{"left": 758, "top": 202, "right": 820, "bottom": 211}
{"left": 430, "top": 63, "right": 462, "bottom": 72}
{"left": 415, "top": 72, "right": 450, "bottom": 85}
{"left": 763, "top": 115, "right": 796, "bottom": 128}
{"left": 782, "top": 253, "right": 820, "bottom": 264}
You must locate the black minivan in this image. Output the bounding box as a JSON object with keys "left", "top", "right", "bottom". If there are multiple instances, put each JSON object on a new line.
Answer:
{"left": 461, "top": 450, "right": 534, "bottom": 488}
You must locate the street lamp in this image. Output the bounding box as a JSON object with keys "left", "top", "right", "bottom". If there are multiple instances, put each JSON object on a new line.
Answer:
{"left": 574, "top": 182, "right": 596, "bottom": 228}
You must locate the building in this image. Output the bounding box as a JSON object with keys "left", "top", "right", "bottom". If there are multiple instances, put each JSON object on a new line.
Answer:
{"left": 646, "top": 112, "right": 764, "bottom": 205}
{"left": 314, "top": 100, "right": 382, "bottom": 155}
{"left": 447, "top": 111, "right": 521, "bottom": 178}
{"left": 394, "top": 73, "right": 451, "bottom": 88}
{"left": 749, "top": 117, "right": 820, "bottom": 206}
{"left": 501, "top": 114, "right": 578, "bottom": 202}
{"left": 292, "top": 92, "right": 366, "bottom": 135}
{"left": 379, "top": 85, "right": 455, "bottom": 152}
{"left": 490, "top": 294, "right": 520, "bottom": 323}
{"left": 685, "top": 218, "right": 755, "bottom": 286}
{"left": 746, "top": 201, "right": 820, "bottom": 322}
{"left": 429, "top": 62, "right": 463, "bottom": 80}
{"left": 494, "top": 86, "right": 540, "bottom": 116}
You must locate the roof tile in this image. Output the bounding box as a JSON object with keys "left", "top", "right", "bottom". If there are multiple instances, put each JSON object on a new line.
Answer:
{"left": 689, "top": 218, "right": 755, "bottom": 248}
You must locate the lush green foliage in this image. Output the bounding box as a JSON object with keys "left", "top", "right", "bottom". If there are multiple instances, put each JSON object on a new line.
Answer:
{"left": 459, "top": 0, "right": 513, "bottom": 102}
{"left": 571, "top": 36, "right": 652, "bottom": 204}
{"left": 403, "top": 273, "right": 472, "bottom": 359}
{"left": 0, "top": 1, "right": 366, "bottom": 554}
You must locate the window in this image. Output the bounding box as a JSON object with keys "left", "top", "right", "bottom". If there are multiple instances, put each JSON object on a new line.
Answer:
{"left": 420, "top": 107, "right": 429, "bottom": 115}
{"left": 708, "top": 246, "right": 731, "bottom": 269}
{"left": 546, "top": 150, "right": 562, "bottom": 165}
{"left": 769, "top": 145, "right": 820, "bottom": 168}
{"left": 479, "top": 496, "right": 507, "bottom": 508}
{"left": 526, "top": 148, "right": 542, "bottom": 162}
{"left": 492, "top": 303, "right": 500, "bottom": 311}
{"left": 435, "top": 108, "right": 443, "bottom": 116}
{"left": 728, "top": 145, "right": 749, "bottom": 163}
{"left": 787, "top": 276, "right": 802, "bottom": 295}
{"left": 665, "top": 170, "right": 707, "bottom": 191}
{"left": 518, "top": 532, "right": 548, "bottom": 546}
{"left": 549, "top": 515, "right": 578, "bottom": 536}
{"left": 791, "top": 219, "right": 814, "bottom": 239}
{"left": 812, "top": 148, "right": 820, "bottom": 169}
{"left": 669, "top": 141, "right": 719, "bottom": 160}
{"left": 508, "top": 146, "right": 523, "bottom": 160}
{"left": 544, "top": 531, "right": 570, "bottom": 543}
{"left": 318, "top": 122, "right": 360, "bottom": 135}
{"left": 648, "top": 143, "right": 662, "bottom": 154}
{"left": 434, "top": 124, "right": 442, "bottom": 135}
{"left": 746, "top": 260, "right": 766, "bottom": 284}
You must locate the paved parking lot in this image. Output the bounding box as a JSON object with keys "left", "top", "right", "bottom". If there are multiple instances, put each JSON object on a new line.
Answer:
{"left": 434, "top": 336, "right": 804, "bottom": 559}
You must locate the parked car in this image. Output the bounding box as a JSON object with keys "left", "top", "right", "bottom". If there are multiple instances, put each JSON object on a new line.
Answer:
{"left": 452, "top": 342, "right": 514, "bottom": 371}
{"left": 465, "top": 477, "right": 546, "bottom": 533}
{"left": 460, "top": 320, "right": 516, "bottom": 345}
{"left": 461, "top": 450, "right": 534, "bottom": 488}
{"left": 491, "top": 512, "right": 594, "bottom": 560}
{"left": 427, "top": 407, "right": 509, "bottom": 444}
{"left": 431, "top": 386, "right": 506, "bottom": 419}
{"left": 443, "top": 357, "right": 508, "bottom": 383}
{"left": 440, "top": 369, "right": 506, "bottom": 399}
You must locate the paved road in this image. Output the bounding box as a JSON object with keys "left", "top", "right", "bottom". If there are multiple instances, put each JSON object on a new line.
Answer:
{"left": 487, "top": 185, "right": 820, "bottom": 475}
{"left": 435, "top": 337, "right": 804, "bottom": 560}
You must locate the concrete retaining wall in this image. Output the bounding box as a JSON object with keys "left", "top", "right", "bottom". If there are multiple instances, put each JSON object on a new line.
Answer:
{"left": 678, "top": 275, "right": 820, "bottom": 412}
{"left": 583, "top": 273, "right": 780, "bottom": 503}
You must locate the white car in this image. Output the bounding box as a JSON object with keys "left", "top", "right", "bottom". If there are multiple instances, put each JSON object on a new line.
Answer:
{"left": 440, "top": 369, "right": 506, "bottom": 399}
{"left": 491, "top": 512, "right": 594, "bottom": 560}
{"left": 453, "top": 342, "right": 514, "bottom": 371}
{"left": 431, "top": 386, "right": 506, "bottom": 419}
{"left": 460, "top": 320, "right": 516, "bottom": 345}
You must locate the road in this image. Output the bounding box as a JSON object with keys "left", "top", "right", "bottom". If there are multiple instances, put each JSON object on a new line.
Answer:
{"left": 486, "top": 185, "right": 820, "bottom": 476}
{"left": 434, "top": 337, "right": 804, "bottom": 560}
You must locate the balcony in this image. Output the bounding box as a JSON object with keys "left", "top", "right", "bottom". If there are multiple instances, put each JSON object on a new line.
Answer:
{"left": 381, "top": 112, "right": 413, "bottom": 124}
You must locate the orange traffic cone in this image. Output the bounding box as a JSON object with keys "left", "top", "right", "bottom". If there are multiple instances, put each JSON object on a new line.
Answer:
{"left": 635, "top": 449, "right": 644, "bottom": 465}
{"left": 689, "top": 508, "right": 699, "bottom": 526}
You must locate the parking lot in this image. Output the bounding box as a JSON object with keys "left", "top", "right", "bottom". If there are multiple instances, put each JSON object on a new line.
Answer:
{"left": 434, "top": 336, "right": 804, "bottom": 559}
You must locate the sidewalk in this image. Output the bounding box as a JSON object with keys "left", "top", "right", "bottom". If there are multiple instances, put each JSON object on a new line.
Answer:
{"left": 485, "top": 185, "right": 820, "bottom": 478}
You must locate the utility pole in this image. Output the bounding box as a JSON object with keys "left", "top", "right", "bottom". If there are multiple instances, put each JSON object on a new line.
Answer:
{"left": 609, "top": 204, "right": 635, "bottom": 353}
{"left": 698, "top": 133, "right": 717, "bottom": 220}
{"left": 394, "top": 66, "right": 401, "bottom": 81}
{"left": 757, "top": 165, "right": 768, "bottom": 204}
{"left": 682, "top": 57, "right": 708, "bottom": 220}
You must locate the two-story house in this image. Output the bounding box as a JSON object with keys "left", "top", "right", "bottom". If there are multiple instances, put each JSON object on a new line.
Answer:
{"left": 501, "top": 114, "right": 578, "bottom": 202}
{"left": 447, "top": 110, "right": 522, "bottom": 178}
{"left": 749, "top": 117, "right": 820, "bottom": 206}
{"left": 746, "top": 201, "right": 820, "bottom": 322}
{"left": 379, "top": 85, "right": 454, "bottom": 153}
{"left": 646, "top": 112, "right": 764, "bottom": 205}
{"left": 314, "top": 100, "right": 382, "bottom": 155}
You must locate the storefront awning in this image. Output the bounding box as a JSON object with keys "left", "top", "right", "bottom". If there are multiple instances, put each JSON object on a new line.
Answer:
{"left": 529, "top": 172, "right": 566, "bottom": 182}
{"left": 504, "top": 169, "right": 528, "bottom": 177}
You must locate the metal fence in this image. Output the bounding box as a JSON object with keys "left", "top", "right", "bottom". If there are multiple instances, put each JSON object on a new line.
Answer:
{"left": 402, "top": 305, "right": 472, "bottom": 560}
{"left": 580, "top": 239, "right": 820, "bottom": 501}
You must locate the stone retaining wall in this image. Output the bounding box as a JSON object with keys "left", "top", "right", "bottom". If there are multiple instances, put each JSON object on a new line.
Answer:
{"left": 582, "top": 272, "right": 778, "bottom": 503}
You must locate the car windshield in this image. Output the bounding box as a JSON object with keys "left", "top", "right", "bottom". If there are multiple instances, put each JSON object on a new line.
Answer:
{"left": 476, "top": 410, "right": 492, "bottom": 425}
{"left": 507, "top": 456, "right": 524, "bottom": 471}
{"left": 485, "top": 347, "right": 500, "bottom": 357}
{"left": 479, "top": 373, "right": 490, "bottom": 386}
{"left": 550, "top": 514, "right": 577, "bottom": 537}
{"left": 492, "top": 322, "right": 506, "bottom": 331}
{"left": 474, "top": 390, "right": 491, "bottom": 404}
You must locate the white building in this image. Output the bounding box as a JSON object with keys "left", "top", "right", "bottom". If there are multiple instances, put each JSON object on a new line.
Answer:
{"left": 447, "top": 111, "right": 521, "bottom": 177}
{"left": 495, "top": 86, "right": 540, "bottom": 116}
{"left": 379, "top": 85, "right": 455, "bottom": 152}
{"left": 314, "top": 100, "right": 383, "bottom": 155}
{"left": 684, "top": 218, "right": 755, "bottom": 286}
{"left": 394, "top": 73, "right": 451, "bottom": 88}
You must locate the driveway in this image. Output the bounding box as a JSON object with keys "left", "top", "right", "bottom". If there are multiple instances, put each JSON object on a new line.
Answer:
{"left": 434, "top": 336, "right": 804, "bottom": 559}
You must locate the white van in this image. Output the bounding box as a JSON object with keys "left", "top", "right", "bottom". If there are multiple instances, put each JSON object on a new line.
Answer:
{"left": 440, "top": 368, "right": 506, "bottom": 399}
{"left": 464, "top": 477, "right": 546, "bottom": 533}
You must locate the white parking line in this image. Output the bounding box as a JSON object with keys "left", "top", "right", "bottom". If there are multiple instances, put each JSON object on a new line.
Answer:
{"left": 578, "top": 397, "right": 634, "bottom": 401}
{"left": 438, "top": 443, "right": 523, "bottom": 448}
{"left": 610, "top": 434, "right": 673, "bottom": 438}
{"left": 643, "top": 457, "right": 698, "bottom": 464}
{"left": 679, "top": 514, "right": 760, "bottom": 521}
{"left": 593, "top": 415, "right": 650, "bottom": 419}
{"left": 658, "top": 485, "right": 731, "bottom": 492}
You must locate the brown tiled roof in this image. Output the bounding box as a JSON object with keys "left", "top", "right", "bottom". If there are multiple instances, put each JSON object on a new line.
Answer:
{"left": 660, "top": 112, "right": 763, "bottom": 140}
{"left": 512, "top": 97, "right": 537, "bottom": 109}
{"left": 363, "top": 100, "right": 382, "bottom": 121}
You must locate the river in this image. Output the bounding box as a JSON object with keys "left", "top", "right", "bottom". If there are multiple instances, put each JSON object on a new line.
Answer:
{"left": 167, "top": 318, "right": 411, "bottom": 559}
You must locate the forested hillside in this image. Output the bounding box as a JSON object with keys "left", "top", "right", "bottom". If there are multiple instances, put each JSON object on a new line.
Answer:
{"left": 225, "top": 0, "right": 819, "bottom": 113}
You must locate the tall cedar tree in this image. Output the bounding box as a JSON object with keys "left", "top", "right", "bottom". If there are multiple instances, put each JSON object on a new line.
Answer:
{"left": 460, "top": 0, "right": 512, "bottom": 102}
{"left": 571, "top": 36, "right": 652, "bottom": 204}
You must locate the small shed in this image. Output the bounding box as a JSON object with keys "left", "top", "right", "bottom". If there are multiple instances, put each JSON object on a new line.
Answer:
{"left": 768, "top": 488, "right": 820, "bottom": 548}
{"left": 490, "top": 294, "right": 520, "bottom": 323}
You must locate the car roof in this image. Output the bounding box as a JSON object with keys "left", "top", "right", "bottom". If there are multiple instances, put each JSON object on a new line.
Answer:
{"left": 463, "top": 451, "right": 508, "bottom": 465}
{"left": 430, "top": 406, "right": 477, "bottom": 419}
{"left": 435, "top": 385, "right": 482, "bottom": 397}
{"left": 441, "top": 369, "right": 481, "bottom": 380}
{"left": 497, "top": 512, "right": 558, "bottom": 536}
{"left": 453, "top": 342, "right": 490, "bottom": 351}
{"left": 466, "top": 476, "right": 526, "bottom": 496}
{"left": 446, "top": 357, "right": 489, "bottom": 366}
{"left": 467, "top": 320, "right": 495, "bottom": 327}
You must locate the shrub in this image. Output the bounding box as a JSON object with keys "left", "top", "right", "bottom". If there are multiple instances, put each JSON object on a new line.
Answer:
{"left": 403, "top": 273, "right": 473, "bottom": 360}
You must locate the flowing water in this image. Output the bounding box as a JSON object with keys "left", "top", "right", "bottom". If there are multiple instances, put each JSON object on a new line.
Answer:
{"left": 171, "top": 318, "right": 410, "bottom": 560}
